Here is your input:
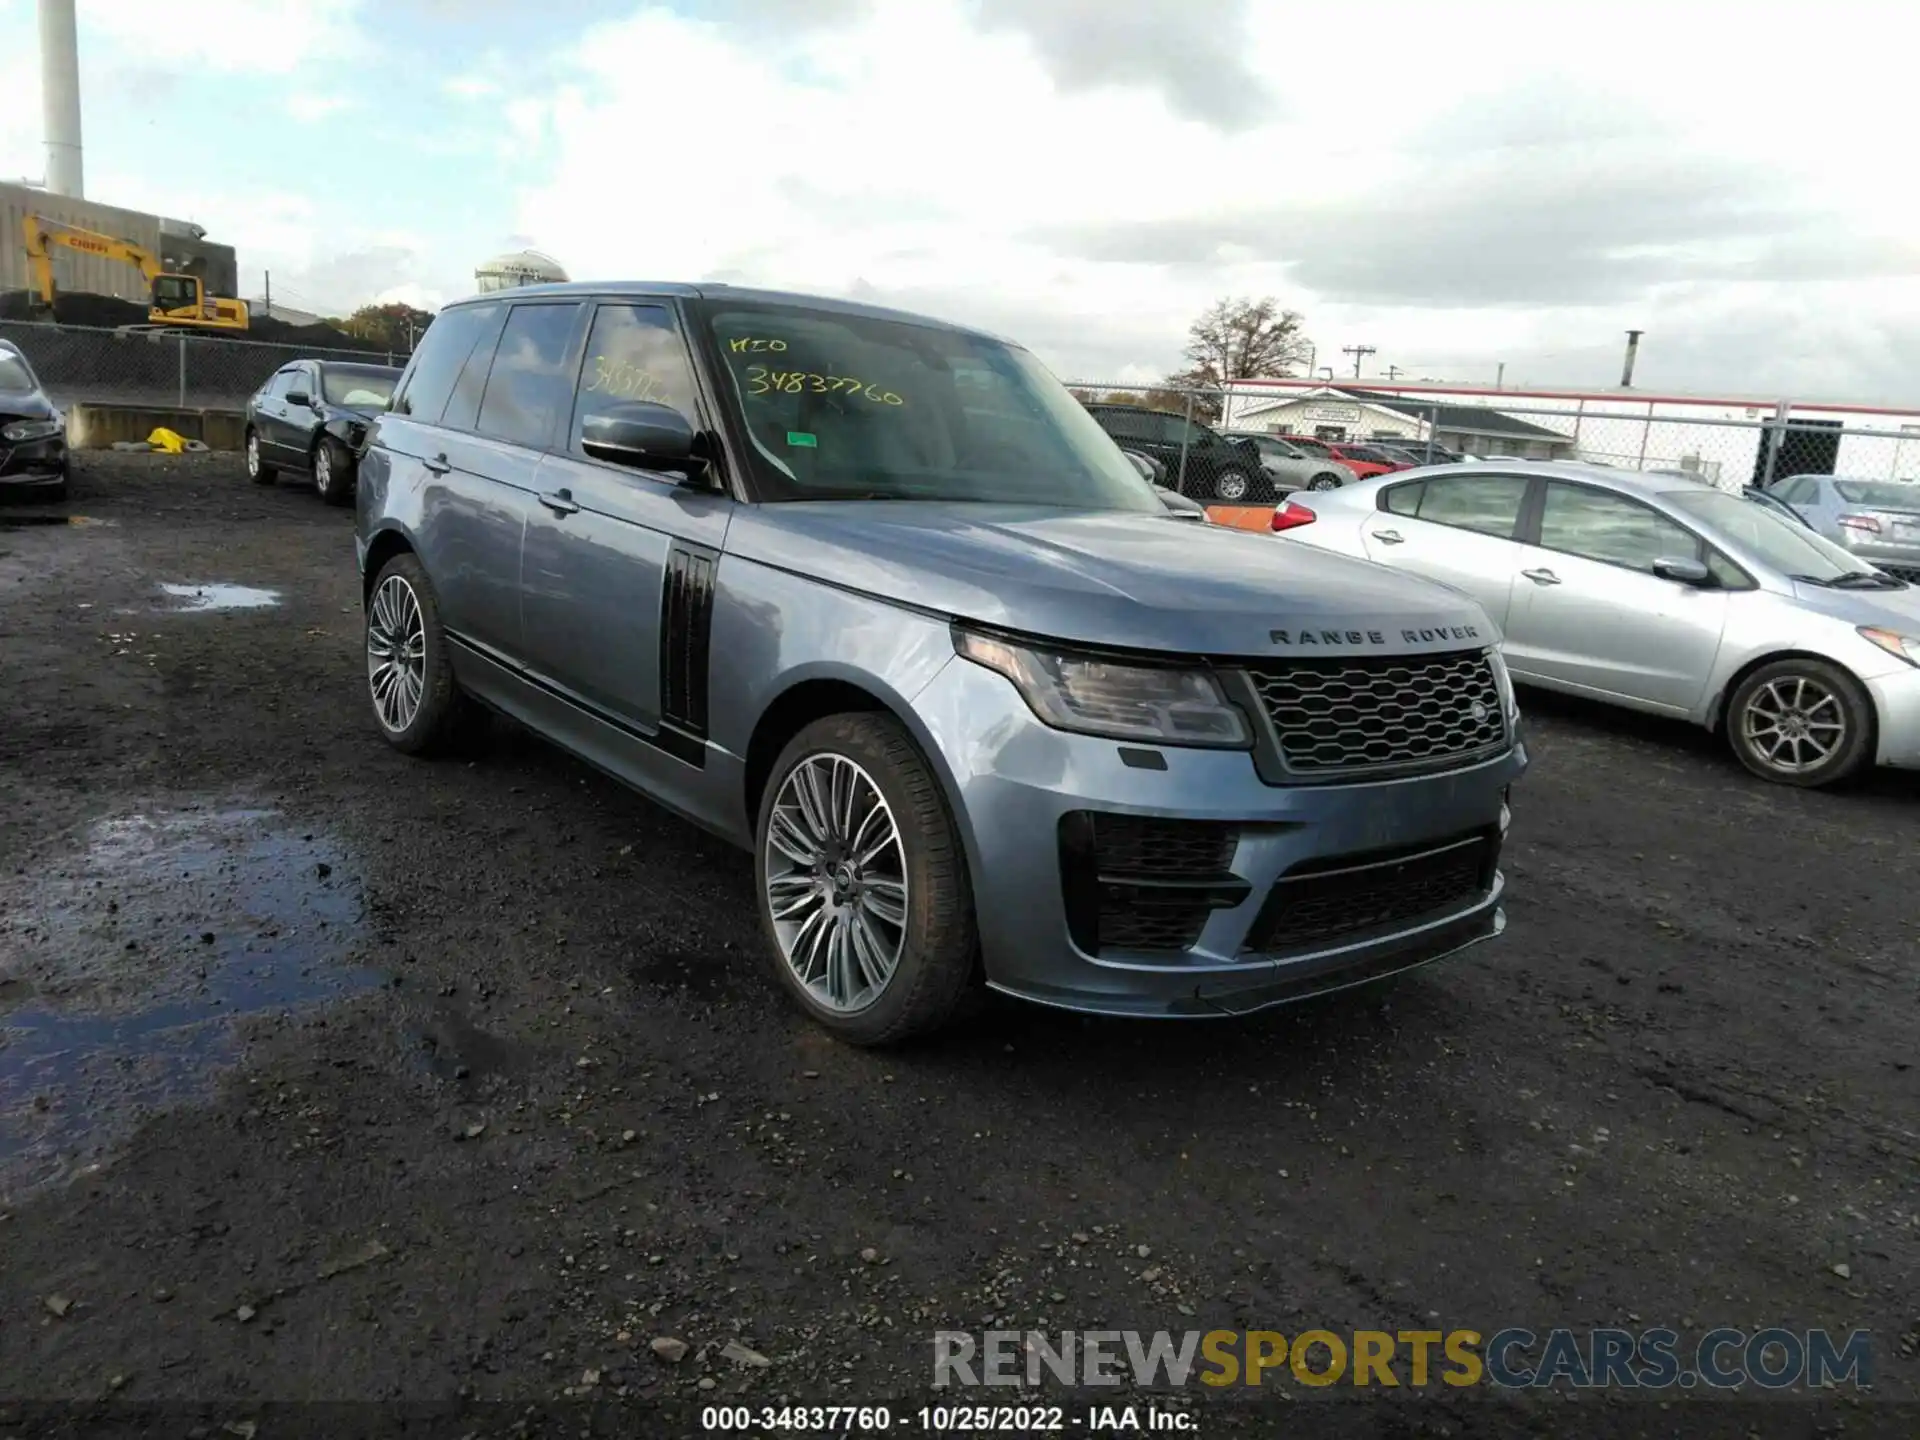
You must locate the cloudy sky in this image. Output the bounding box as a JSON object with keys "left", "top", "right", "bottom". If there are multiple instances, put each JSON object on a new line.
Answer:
{"left": 1, "top": 0, "right": 1917, "bottom": 401}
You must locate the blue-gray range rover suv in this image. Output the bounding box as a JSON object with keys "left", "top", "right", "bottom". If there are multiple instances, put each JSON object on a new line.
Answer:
{"left": 355, "top": 283, "right": 1526, "bottom": 1044}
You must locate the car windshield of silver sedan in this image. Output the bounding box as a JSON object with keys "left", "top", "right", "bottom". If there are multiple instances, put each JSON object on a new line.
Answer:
{"left": 1666, "top": 488, "right": 1901, "bottom": 585}
{"left": 0, "top": 355, "right": 36, "bottom": 392}
{"left": 322, "top": 368, "right": 397, "bottom": 409}
{"left": 700, "top": 302, "right": 1162, "bottom": 511}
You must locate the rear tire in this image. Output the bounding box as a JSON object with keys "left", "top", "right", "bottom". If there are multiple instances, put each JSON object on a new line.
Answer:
{"left": 754, "top": 713, "right": 979, "bottom": 1045}
{"left": 1212, "top": 467, "right": 1253, "bottom": 502}
{"left": 364, "top": 553, "right": 480, "bottom": 757}
{"left": 1726, "top": 658, "right": 1873, "bottom": 788}
{"left": 246, "top": 429, "right": 276, "bottom": 484}
{"left": 314, "top": 437, "right": 352, "bottom": 507}
{"left": 1307, "top": 472, "right": 1343, "bottom": 491}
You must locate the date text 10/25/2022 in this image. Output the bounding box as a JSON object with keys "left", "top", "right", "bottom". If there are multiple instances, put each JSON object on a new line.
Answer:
{"left": 698, "top": 1405, "right": 1194, "bottom": 1432}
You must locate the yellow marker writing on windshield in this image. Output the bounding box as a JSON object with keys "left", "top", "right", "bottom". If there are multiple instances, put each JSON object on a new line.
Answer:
{"left": 744, "top": 364, "right": 903, "bottom": 406}
{"left": 728, "top": 336, "right": 788, "bottom": 353}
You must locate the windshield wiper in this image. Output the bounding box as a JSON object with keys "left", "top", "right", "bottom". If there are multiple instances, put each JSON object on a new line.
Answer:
{"left": 1829, "top": 570, "right": 1904, "bottom": 589}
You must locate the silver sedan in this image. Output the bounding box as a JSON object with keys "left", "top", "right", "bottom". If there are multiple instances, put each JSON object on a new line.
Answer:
{"left": 1221, "top": 431, "right": 1358, "bottom": 492}
{"left": 1767, "top": 474, "right": 1920, "bottom": 582}
{"left": 1276, "top": 460, "right": 1920, "bottom": 787}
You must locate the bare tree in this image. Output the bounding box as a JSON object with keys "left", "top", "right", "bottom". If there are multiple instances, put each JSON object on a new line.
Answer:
{"left": 1164, "top": 296, "right": 1312, "bottom": 421}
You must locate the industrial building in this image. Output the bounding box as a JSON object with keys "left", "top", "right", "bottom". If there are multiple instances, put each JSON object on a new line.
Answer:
{"left": 3, "top": 1, "right": 238, "bottom": 320}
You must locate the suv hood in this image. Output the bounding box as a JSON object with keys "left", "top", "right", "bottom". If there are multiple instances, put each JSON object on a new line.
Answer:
{"left": 729, "top": 502, "right": 1496, "bottom": 657}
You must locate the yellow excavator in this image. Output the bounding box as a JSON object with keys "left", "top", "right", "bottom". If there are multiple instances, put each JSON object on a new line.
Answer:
{"left": 20, "top": 214, "right": 250, "bottom": 332}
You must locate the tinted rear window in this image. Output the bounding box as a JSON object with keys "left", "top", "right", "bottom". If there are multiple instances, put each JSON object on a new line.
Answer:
{"left": 394, "top": 305, "right": 499, "bottom": 424}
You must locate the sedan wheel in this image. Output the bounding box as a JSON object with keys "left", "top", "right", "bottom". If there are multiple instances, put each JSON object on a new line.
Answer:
{"left": 246, "top": 430, "right": 276, "bottom": 484}
{"left": 765, "top": 753, "right": 908, "bottom": 1013}
{"left": 1727, "top": 659, "right": 1872, "bottom": 788}
{"left": 1307, "top": 472, "right": 1343, "bottom": 491}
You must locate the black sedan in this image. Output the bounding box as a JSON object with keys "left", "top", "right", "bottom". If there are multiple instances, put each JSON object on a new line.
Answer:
{"left": 0, "top": 339, "right": 69, "bottom": 501}
{"left": 245, "top": 359, "right": 402, "bottom": 506}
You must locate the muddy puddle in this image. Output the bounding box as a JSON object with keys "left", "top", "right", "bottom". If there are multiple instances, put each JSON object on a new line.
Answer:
{"left": 0, "top": 806, "right": 380, "bottom": 1201}
{"left": 158, "top": 582, "right": 279, "bottom": 611}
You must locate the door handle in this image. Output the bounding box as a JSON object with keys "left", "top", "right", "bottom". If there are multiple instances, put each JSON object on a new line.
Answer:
{"left": 1521, "top": 567, "right": 1561, "bottom": 585}
{"left": 422, "top": 453, "right": 451, "bottom": 475}
{"left": 538, "top": 489, "right": 580, "bottom": 516}
{"left": 1373, "top": 528, "right": 1405, "bottom": 544}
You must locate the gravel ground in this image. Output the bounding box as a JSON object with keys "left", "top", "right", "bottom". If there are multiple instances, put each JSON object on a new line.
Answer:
{"left": 0, "top": 453, "right": 1915, "bottom": 1436}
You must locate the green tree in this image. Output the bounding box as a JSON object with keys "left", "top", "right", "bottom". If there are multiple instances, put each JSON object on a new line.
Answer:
{"left": 1164, "top": 296, "right": 1312, "bottom": 422}
{"left": 339, "top": 301, "right": 437, "bottom": 352}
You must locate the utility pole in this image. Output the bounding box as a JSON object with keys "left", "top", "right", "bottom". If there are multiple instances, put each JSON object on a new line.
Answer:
{"left": 1496, "top": 362, "right": 1506, "bottom": 389}
{"left": 264, "top": 270, "right": 271, "bottom": 318}
{"left": 1343, "top": 344, "right": 1376, "bottom": 378}
{"left": 1386, "top": 365, "right": 1403, "bottom": 382}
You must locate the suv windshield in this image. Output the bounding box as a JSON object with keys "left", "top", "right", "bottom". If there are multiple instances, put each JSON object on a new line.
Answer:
{"left": 1667, "top": 489, "right": 1864, "bottom": 580}
{"left": 697, "top": 300, "right": 1161, "bottom": 510}
{"left": 0, "top": 353, "right": 37, "bottom": 393}
{"left": 1834, "top": 479, "right": 1920, "bottom": 509}
{"left": 323, "top": 368, "right": 397, "bottom": 408}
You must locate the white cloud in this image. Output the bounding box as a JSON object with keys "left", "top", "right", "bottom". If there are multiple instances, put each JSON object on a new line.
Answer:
{"left": 81, "top": 0, "right": 364, "bottom": 75}
{"left": 506, "top": 0, "right": 1920, "bottom": 400}
{"left": 286, "top": 92, "right": 353, "bottom": 123}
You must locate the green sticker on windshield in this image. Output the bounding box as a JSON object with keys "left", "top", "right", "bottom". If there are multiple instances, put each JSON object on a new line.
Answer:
{"left": 787, "top": 431, "right": 817, "bottom": 448}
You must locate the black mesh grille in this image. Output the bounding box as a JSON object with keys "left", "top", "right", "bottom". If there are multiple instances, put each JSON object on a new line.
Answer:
{"left": 1098, "top": 887, "right": 1218, "bottom": 952}
{"left": 1091, "top": 815, "right": 1237, "bottom": 879}
{"left": 1245, "top": 649, "right": 1507, "bottom": 777}
{"left": 1059, "top": 814, "right": 1242, "bottom": 955}
{"left": 1247, "top": 833, "right": 1495, "bottom": 955}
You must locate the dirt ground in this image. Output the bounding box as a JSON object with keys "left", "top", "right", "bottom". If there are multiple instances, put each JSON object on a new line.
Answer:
{"left": 0, "top": 453, "right": 1915, "bottom": 1436}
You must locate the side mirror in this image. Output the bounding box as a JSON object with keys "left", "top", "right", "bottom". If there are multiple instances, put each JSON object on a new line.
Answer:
{"left": 1652, "top": 556, "right": 1711, "bottom": 585}
{"left": 285, "top": 391, "right": 311, "bottom": 408}
{"left": 580, "top": 400, "right": 708, "bottom": 480}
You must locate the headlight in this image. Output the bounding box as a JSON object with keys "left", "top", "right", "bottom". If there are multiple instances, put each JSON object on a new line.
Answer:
{"left": 955, "top": 630, "right": 1252, "bottom": 748}
{"left": 1859, "top": 626, "right": 1920, "bottom": 666}
{"left": 2, "top": 418, "right": 63, "bottom": 442}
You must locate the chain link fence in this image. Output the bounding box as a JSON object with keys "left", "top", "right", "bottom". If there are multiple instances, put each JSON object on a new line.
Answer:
{"left": 0, "top": 320, "right": 409, "bottom": 412}
{"left": 1068, "top": 381, "right": 1920, "bottom": 502}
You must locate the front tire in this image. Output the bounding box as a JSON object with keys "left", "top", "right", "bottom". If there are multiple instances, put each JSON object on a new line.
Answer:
{"left": 1307, "top": 472, "right": 1343, "bottom": 491}
{"left": 1726, "top": 658, "right": 1873, "bottom": 788}
{"left": 246, "top": 429, "right": 276, "bottom": 484}
{"left": 364, "top": 553, "right": 476, "bottom": 756}
{"left": 314, "top": 437, "right": 352, "bottom": 507}
{"left": 755, "top": 713, "right": 979, "bottom": 1045}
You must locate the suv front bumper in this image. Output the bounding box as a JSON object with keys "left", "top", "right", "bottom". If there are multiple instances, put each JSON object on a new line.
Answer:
{"left": 912, "top": 657, "right": 1527, "bottom": 1018}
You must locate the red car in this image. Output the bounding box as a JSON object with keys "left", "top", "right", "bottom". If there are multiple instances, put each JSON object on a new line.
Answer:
{"left": 1277, "top": 435, "right": 1408, "bottom": 480}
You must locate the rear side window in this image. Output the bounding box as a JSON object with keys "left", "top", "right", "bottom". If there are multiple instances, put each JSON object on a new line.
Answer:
{"left": 1095, "top": 410, "right": 1155, "bottom": 443}
{"left": 1415, "top": 473, "right": 1529, "bottom": 537}
{"left": 477, "top": 303, "right": 584, "bottom": 448}
{"left": 392, "top": 305, "right": 498, "bottom": 423}
{"left": 570, "top": 304, "right": 700, "bottom": 451}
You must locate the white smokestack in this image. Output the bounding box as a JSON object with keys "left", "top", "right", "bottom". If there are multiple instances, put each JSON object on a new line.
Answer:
{"left": 39, "top": 0, "right": 83, "bottom": 198}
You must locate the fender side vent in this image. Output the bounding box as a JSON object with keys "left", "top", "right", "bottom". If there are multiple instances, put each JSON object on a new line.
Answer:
{"left": 661, "top": 547, "right": 716, "bottom": 736}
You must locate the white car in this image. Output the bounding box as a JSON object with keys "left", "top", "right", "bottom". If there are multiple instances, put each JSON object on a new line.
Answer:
{"left": 1272, "top": 460, "right": 1920, "bottom": 787}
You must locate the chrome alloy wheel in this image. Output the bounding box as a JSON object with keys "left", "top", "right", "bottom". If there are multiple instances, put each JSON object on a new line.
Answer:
{"left": 1742, "top": 674, "right": 1846, "bottom": 774}
{"left": 763, "top": 753, "right": 909, "bottom": 1012}
{"left": 366, "top": 574, "right": 426, "bottom": 734}
{"left": 315, "top": 443, "right": 332, "bottom": 495}
{"left": 246, "top": 432, "right": 260, "bottom": 477}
